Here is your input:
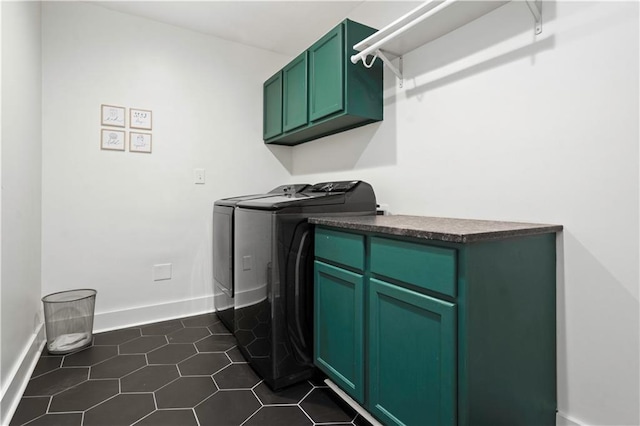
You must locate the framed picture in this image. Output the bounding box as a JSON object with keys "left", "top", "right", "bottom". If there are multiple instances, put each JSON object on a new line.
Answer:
{"left": 101, "top": 104, "right": 126, "bottom": 127}
{"left": 130, "top": 132, "right": 152, "bottom": 153}
{"left": 130, "top": 108, "right": 152, "bottom": 130}
{"left": 101, "top": 129, "right": 126, "bottom": 151}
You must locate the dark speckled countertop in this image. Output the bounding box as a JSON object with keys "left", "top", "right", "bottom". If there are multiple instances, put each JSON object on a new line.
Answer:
{"left": 309, "top": 215, "right": 563, "bottom": 243}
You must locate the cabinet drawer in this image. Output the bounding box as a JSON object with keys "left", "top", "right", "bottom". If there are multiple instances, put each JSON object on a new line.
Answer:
{"left": 315, "top": 228, "right": 365, "bottom": 271}
{"left": 370, "top": 237, "right": 456, "bottom": 297}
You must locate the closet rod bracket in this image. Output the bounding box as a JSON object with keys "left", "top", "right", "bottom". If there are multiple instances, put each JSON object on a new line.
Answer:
{"left": 525, "top": 0, "right": 542, "bottom": 35}
{"left": 376, "top": 50, "right": 404, "bottom": 88}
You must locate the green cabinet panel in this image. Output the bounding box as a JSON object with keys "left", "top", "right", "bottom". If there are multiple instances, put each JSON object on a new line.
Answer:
{"left": 264, "top": 19, "right": 383, "bottom": 146}
{"left": 283, "top": 52, "right": 308, "bottom": 132}
{"left": 263, "top": 72, "right": 282, "bottom": 139}
{"left": 314, "top": 261, "right": 365, "bottom": 403}
{"left": 315, "top": 227, "right": 365, "bottom": 271}
{"left": 369, "top": 278, "right": 456, "bottom": 426}
{"left": 313, "top": 226, "right": 558, "bottom": 426}
{"left": 458, "top": 235, "right": 558, "bottom": 425}
{"left": 371, "top": 237, "right": 457, "bottom": 297}
{"left": 309, "top": 25, "right": 344, "bottom": 121}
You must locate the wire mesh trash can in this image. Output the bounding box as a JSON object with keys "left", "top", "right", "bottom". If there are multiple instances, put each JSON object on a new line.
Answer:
{"left": 42, "top": 289, "right": 97, "bottom": 354}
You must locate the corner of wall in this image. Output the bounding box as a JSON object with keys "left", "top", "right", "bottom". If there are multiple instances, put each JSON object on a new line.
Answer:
{"left": 0, "top": 324, "right": 45, "bottom": 426}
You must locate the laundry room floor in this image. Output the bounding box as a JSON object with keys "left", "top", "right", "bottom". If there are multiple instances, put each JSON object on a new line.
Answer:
{"left": 10, "top": 313, "right": 369, "bottom": 426}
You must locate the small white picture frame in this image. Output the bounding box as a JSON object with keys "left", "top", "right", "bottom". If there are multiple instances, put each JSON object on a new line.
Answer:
{"left": 130, "top": 108, "right": 152, "bottom": 130}
{"left": 130, "top": 132, "right": 152, "bottom": 153}
{"left": 101, "top": 104, "right": 125, "bottom": 127}
{"left": 101, "top": 129, "right": 126, "bottom": 151}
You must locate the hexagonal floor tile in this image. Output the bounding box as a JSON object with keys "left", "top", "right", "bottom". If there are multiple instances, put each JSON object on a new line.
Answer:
{"left": 254, "top": 380, "right": 312, "bottom": 405}
{"left": 20, "top": 412, "right": 82, "bottom": 426}
{"left": 8, "top": 396, "right": 49, "bottom": 425}
{"left": 84, "top": 393, "right": 154, "bottom": 426}
{"left": 49, "top": 379, "right": 119, "bottom": 412}
{"left": 208, "top": 321, "right": 232, "bottom": 335}
{"left": 213, "top": 363, "right": 261, "bottom": 389}
{"left": 23, "top": 367, "right": 88, "bottom": 396}
{"left": 195, "top": 390, "right": 261, "bottom": 425}
{"left": 155, "top": 377, "right": 217, "bottom": 409}
{"left": 62, "top": 345, "right": 118, "bottom": 367}
{"left": 141, "top": 319, "right": 183, "bottom": 336}
{"left": 31, "top": 356, "right": 62, "bottom": 378}
{"left": 135, "top": 409, "right": 198, "bottom": 426}
{"left": 244, "top": 406, "right": 313, "bottom": 426}
{"left": 147, "top": 343, "right": 196, "bottom": 365}
{"left": 89, "top": 354, "right": 146, "bottom": 379}
{"left": 300, "top": 388, "right": 356, "bottom": 424}
{"left": 93, "top": 328, "right": 141, "bottom": 345}
{"left": 119, "top": 335, "right": 167, "bottom": 354}
{"left": 121, "top": 365, "right": 179, "bottom": 392}
{"left": 225, "top": 347, "right": 246, "bottom": 363}
{"left": 194, "top": 334, "right": 236, "bottom": 352}
{"left": 167, "top": 327, "right": 210, "bottom": 344}
{"left": 182, "top": 313, "right": 219, "bottom": 327}
{"left": 178, "top": 353, "right": 230, "bottom": 376}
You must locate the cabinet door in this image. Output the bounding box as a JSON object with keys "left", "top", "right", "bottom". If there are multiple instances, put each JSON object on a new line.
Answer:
{"left": 263, "top": 71, "right": 283, "bottom": 139}
{"left": 314, "top": 261, "right": 365, "bottom": 403}
{"left": 369, "top": 278, "right": 456, "bottom": 426}
{"left": 308, "top": 25, "right": 344, "bottom": 122}
{"left": 283, "top": 52, "right": 308, "bottom": 132}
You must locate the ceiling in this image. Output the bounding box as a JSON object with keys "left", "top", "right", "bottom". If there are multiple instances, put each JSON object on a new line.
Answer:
{"left": 93, "top": 1, "right": 421, "bottom": 56}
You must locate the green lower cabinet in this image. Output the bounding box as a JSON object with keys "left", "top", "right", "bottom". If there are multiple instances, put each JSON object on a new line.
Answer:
{"left": 314, "top": 226, "right": 557, "bottom": 426}
{"left": 314, "top": 261, "right": 365, "bottom": 403}
{"left": 369, "top": 279, "right": 456, "bottom": 426}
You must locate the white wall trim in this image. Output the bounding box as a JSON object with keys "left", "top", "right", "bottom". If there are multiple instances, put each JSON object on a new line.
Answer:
{"left": 93, "top": 295, "right": 215, "bottom": 333}
{"left": 557, "top": 411, "right": 588, "bottom": 426}
{"left": 0, "top": 324, "right": 46, "bottom": 426}
{"left": 0, "top": 297, "right": 215, "bottom": 424}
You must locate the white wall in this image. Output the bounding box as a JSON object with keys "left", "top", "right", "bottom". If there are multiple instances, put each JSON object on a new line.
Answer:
{"left": 291, "top": 1, "right": 639, "bottom": 425}
{"left": 0, "top": 1, "right": 44, "bottom": 423}
{"left": 41, "top": 2, "right": 292, "bottom": 330}
{"left": 5, "top": 1, "right": 638, "bottom": 425}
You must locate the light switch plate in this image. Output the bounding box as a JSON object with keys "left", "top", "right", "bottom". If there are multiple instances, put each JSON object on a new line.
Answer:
{"left": 194, "top": 169, "right": 205, "bottom": 184}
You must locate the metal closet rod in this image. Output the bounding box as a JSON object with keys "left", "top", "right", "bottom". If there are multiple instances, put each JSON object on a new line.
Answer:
{"left": 350, "top": 0, "right": 458, "bottom": 65}
{"left": 350, "top": 0, "right": 543, "bottom": 67}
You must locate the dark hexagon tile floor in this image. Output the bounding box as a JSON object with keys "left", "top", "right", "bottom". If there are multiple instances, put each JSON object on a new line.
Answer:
{"left": 10, "top": 313, "right": 371, "bottom": 426}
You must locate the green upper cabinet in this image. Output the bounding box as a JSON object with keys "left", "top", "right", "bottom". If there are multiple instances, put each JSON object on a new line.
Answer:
{"left": 283, "top": 52, "right": 308, "bottom": 132}
{"left": 263, "top": 19, "right": 383, "bottom": 146}
{"left": 263, "top": 71, "right": 283, "bottom": 140}
{"left": 309, "top": 26, "right": 343, "bottom": 121}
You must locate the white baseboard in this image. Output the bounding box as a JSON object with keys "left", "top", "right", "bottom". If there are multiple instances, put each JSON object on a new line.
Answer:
{"left": 1, "top": 296, "right": 215, "bottom": 425}
{"left": 324, "top": 378, "right": 383, "bottom": 426}
{"left": 557, "top": 411, "right": 587, "bottom": 426}
{"left": 93, "top": 295, "right": 215, "bottom": 333}
{"left": 0, "top": 324, "right": 46, "bottom": 426}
